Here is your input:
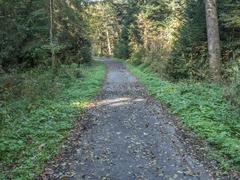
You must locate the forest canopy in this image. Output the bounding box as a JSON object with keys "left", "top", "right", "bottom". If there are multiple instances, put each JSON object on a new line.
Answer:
{"left": 0, "top": 0, "right": 91, "bottom": 69}
{"left": 1, "top": 0, "right": 239, "bottom": 80}
{"left": 88, "top": 0, "right": 240, "bottom": 81}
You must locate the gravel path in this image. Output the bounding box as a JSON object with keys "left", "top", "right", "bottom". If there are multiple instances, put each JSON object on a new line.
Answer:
{"left": 42, "top": 58, "right": 214, "bottom": 179}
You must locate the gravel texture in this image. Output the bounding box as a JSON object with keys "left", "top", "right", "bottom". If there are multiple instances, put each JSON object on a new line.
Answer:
{"left": 41, "top": 58, "right": 216, "bottom": 180}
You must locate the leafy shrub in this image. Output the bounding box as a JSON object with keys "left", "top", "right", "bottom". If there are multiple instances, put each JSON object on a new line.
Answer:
{"left": 129, "top": 47, "right": 144, "bottom": 65}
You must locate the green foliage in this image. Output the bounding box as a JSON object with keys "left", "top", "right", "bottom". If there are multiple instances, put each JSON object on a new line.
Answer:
{"left": 112, "top": 0, "right": 140, "bottom": 59}
{"left": 113, "top": 38, "right": 130, "bottom": 59}
{"left": 168, "top": 0, "right": 240, "bottom": 80}
{"left": 0, "top": 62, "right": 105, "bottom": 179}
{"left": 127, "top": 63, "right": 240, "bottom": 171}
{"left": 141, "top": 0, "right": 172, "bottom": 24}
{"left": 107, "top": 0, "right": 240, "bottom": 83}
{"left": 54, "top": 0, "right": 92, "bottom": 64}
{"left": 1, "top": 0, "right": 240, "bottom": 176}
{"left": 0, "top": 0, "right": 92, "bottom": 68}
{"left": 128, "top": 47, "right": 144, "bottom": 65}
{"left": 168, "top": 0, "right": 208, "bottom": 80}
{"left": 87, "top": 2, "right": 119, "bottom": 57}
{"left": 224, "top": 57, "right": 240, "bottom": 111}
{"left": 0, "top": 0, "right": 49, "bottom": 67}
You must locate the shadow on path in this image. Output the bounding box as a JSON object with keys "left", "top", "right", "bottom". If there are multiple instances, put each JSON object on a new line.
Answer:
{"left": 42, "top": 58, "right": 213, "bottom": 179}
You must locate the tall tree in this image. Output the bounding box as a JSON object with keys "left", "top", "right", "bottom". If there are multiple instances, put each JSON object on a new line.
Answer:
{"left": 205, "top": 0, "right": 221, "bottom": 80}
{"left": 49, "top": 0, "right": 56, "bottom": 71}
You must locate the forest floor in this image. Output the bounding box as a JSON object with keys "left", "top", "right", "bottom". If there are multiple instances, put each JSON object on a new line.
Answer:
{"left": 42, "top": 58, "right": 223, "bottom": 179}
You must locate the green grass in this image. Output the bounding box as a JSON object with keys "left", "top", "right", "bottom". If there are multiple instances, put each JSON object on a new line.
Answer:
{"left": 127, "top": 63, "right": 240, "bottom": 172}
{"left": 0, "top": 62, "right": 105, "bottom": 179}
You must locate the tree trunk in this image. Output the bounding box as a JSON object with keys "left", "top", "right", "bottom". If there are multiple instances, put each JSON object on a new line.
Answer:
{"left": 205, "top": 0, "right": 221, "bottom": 81}
{"left": 106, "top": 29, "right": 112, "bottom": 56}
{"left": 50, "top": 0, "right": 56, "bottom": 71}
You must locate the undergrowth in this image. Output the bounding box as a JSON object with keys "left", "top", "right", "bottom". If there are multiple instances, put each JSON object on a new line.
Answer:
{"left": 127, "top": 63, "right": 240, "bottom": 172}
{"left": 0, "top": 62, "right": 105, "bottom": 179}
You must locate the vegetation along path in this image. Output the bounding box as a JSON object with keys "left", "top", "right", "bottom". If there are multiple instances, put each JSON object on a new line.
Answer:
{"left": 43, "top": 58, "right": 215, "bottom": 179}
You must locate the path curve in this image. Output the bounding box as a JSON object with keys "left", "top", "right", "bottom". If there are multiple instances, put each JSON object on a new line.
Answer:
{"left": 43, "top": 58, "right": 213, "bottom": 179}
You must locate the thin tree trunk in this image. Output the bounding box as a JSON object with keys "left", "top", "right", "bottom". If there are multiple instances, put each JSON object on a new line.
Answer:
{"left": 106, "top": 29, "right": 112, "bottom": 56}
{"left": 100, "top": 41, "right": 103, "bottom": 56}
{"left": 143, "top": 23, "right": 148, "bottom": 50}
{"left": 50, "top": 0, "right": 56, "bottom": 71}
{"left": 205, "top": 0, "right": 221, "bottom": 80}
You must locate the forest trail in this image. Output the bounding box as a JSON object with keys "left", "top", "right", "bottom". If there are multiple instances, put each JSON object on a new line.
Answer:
{"left": 43, "top": 58, "right": 213, "bottom": 179}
